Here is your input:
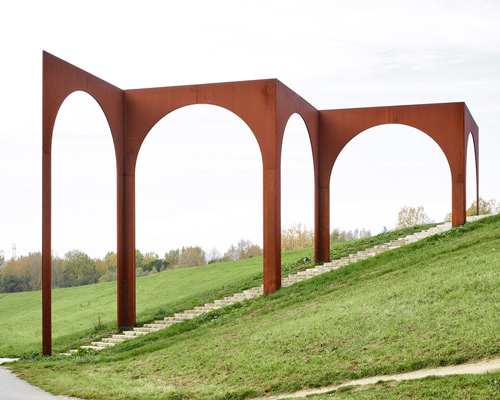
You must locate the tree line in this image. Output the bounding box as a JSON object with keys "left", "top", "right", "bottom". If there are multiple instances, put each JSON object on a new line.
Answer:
{"left": 2, "top": 198, "right": 496, "bottom": 294}
{"left": 0, "top": 224, "right": 371, "bottom": 294}
{"left": 396, "top": 198, "right": 500, "bottom": 229}
{"left": 0, "top": 239, "right": 263, "bottom": 294}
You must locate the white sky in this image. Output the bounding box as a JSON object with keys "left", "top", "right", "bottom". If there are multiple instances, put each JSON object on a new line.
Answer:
{"left": 0, "top": 0, "right": 499, "bottom": 260}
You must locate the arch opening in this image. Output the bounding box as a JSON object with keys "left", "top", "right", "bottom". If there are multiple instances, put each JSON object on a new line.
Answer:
{"left": 52, "top": 91, "right": 117, "bottom": 261}
{"left": 466, "top": 132, "right": 478, "bottom": 215}
{"left": 281, "top": 113, "right": 315, "bottom": 250}
{"left": 51, "top": 91, "right": 117, "bottom": 337}
{"left": 330, "top": 124, "right": 451, "bottom": 236}
{"left": 135, "top": 104, "right": 263, "bottom": 266}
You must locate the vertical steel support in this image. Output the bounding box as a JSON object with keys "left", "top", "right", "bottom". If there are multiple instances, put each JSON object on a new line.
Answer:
{"left": 263, "top": 164, "right": 281, "bottom": 294}
{"left": 42, "top": 149, "right": 51, "bottom": 355}
{"left": 116, "top": 173, "right": 136, "bottom": 328}
{"left": 315, "top": 182, "right": 330, "bottom": 263}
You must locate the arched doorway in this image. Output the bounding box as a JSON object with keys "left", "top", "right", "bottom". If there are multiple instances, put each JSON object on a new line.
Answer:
{"left": 52, "top": 92, "right": 116, "bottom": 259}
{"left": 135, "top": 105, "right": 263, "bottom": 311}
{"left": 281, "top": 113, "right": 315, "bottom": 250}
{"left": 51, "top": 91, "right": 117, "bottom": 343}
{"left": 136, "top": 105, "right": 262, "bottom": 255}
{"left": 466, "top": 132, "right": 479, "bottom": 213}
{"left": 330, "top": 124, "right": 450, "bottom": 234}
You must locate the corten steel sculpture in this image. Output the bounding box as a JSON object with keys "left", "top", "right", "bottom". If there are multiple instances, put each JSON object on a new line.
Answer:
{"left": 42, "top": 52, "right": 479, "bottom": 354}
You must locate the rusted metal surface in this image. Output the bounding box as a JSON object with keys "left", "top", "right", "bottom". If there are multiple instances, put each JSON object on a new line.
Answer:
{"left": 42, "top": 52, "right": 124, "bottom": 354}
{"left": 316, "top": 103, "right": 480, "bottom": 258}
{"left": 42, "top": 52, "right": 479, "bottom": 355}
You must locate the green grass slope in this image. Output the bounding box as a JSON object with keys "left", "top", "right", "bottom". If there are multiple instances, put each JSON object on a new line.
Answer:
{"left": 9, "top": 216, "right": 500, "bottom": 399}
{"left": 0, "top": 247, "right": 314, "bottom": 356}
{"left": 0, "top": 225, "right": 428, "bottom": 357}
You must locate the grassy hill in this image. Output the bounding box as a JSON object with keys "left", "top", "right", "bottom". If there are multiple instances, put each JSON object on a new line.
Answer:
{"left": 5, "top": 216, "right": 500, "bottom": 399}
{"left": 0, "top": 247, "right": 313, "bottom": 356}
{"left": 0, "top": 224, "right": 430, "bottom": 357}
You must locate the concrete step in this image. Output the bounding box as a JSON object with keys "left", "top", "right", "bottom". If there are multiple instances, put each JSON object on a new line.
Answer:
{"left": 193, "top": 306, "right": 219, "bottom": 311}
{"left": 163, "top": 316, "right": 185, "bottom": 321}
{"left": 232, "top": 293, "right": 258, "bottom": 298}
{"left": 243, "top": 289, "right": 262, "bottom": 295}
{"left": 124, "top": 330, "right": 149, "bottom": 335}
{"left": 112, "top": 334, "right": 136, "bottom": 340}
{"left": 173, "top": 313, "right": 198, "bottom": 319}
{"left": 201, "top": 304, "right": 223, "bottom": 310}
{"left": 282, "top": 278, "right": 305, "bottom": 282}
{"left": 91, "top": 341, "right": 115, "bottom": 347}
{"left": 154, "top": 319, "right": 179, "bottom": 325}
{"left": 134, "top": 327, "right": 166, "bottom": 333}
{"left": 287, "top": 275, "right": 305, "bottom": 280}
{"left": 296, "top": 271, "right": 320, "bottom": 276}
{"left": 141, "top": 325, "right": 166, "bottom": 330}
{"left": 102, "top": 337, "right": 125, "bottom": 343}
{"left": 80, "top": 345, "right": 105, "bottom": 351}
{"left": 213, "top": 299, "right": 235, "bottom": 305}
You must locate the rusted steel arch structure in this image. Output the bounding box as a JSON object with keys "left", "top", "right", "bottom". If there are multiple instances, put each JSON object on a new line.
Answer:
{"left": 42, "top": 52, "right": 319, "bottom": 354}
{"left": 315, "top": 104, "right": 479, "bottom": 261}
{"left": 42, "top": 51, "right": 479, "bottom": 355}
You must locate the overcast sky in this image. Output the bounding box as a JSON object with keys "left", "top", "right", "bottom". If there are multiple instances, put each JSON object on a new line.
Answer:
{"left": 0, "top": 0, "right": 499, "bottom": 260}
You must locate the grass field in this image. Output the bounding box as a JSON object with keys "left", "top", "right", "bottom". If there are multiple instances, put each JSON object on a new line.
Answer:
{"left": 0, "top": 249, "right": 306, "bottom": 356}
{"left": 0, "top": 225, "right": 430, "bottom": 357}
{"left": 5, "top": 215, "right": 500, "bottom": 399}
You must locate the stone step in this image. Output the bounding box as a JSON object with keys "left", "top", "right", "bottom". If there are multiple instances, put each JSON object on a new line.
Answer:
{"left": 163, "top": 316, "right": 185, "bottom": 321}
{"left": 213, "top": 299, "right": 235, "bottom": 304}
{"left": 296, "top": 271, "right": 320, "bottom": 276}
{"left": 133, "top": 328, "right": 162, "bottom": 333}
{"left": 154, "top": 319, "right": 180, "bottom": 325}
{"left": 91, "top": 341, "right": 115, "bottom": 347}
{"left": 201, "top": 304, "right": 223, "bottom": 310}
{"left": 125, "top": 330, "right": 149, "bottom": 335}
{"left": 193, "top": 306, "right": 219, "bottom": 311}
{"left": 282, "top": 278, "right": 304, "bottom": 282}
{"left": 313, "top": 267, "right": 332, "bottom": 273}
{"left": 235, "top": 291, "right": 258, "bottom": 295}
{"left": 112, "top": 334, "right": 136, "bottom": 340}
{"left": 173, "top": 313, "right": 198, "bottom": 319}
{"left": 182, "top": 309, "right": 205, "bottom": 314}
{"left": 80, "top": 345, "right": 105, "bottom": 351}
{"left": 233, "top": 293, "right": 259, "bottom": 298}
{"left": 141, "top": 325, "right": 166, "bottom": 330}
{"left": 102, "top": 337, "right": 125, "bottom": 343}
{"left": 243, "top": 289, "right": 262, "bottom": 295}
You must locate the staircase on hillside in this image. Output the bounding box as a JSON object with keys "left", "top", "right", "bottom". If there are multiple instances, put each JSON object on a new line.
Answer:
{"left": 65, "top": 216, "right": 490, "bottom": 355}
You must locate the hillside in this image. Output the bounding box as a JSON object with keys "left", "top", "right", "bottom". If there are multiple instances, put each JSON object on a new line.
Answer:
{"left": 6, "top": 215, "right": 500, "bottom": 399}
{"left": 0, "top": 225, "right": 431, "bottom": 357}
{"left": 0, "top": 247, "right": 316, "bottom": 356}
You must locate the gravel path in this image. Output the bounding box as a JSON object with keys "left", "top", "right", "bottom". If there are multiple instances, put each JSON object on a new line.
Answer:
{"left": 255, "top": 357, "right": 500, "bottom": 399}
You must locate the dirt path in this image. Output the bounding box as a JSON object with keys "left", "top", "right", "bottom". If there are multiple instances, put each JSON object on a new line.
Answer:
{"left": 256, "top": 357, "right": 500, "bottom": 399}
